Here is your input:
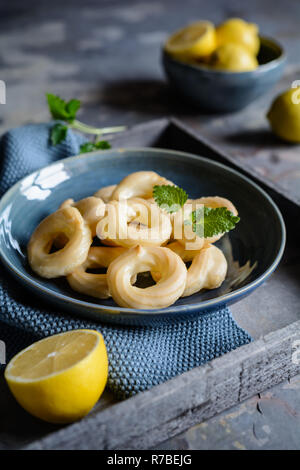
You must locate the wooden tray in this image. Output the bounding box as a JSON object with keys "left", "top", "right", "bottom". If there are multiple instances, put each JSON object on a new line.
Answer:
{"left": 1, "top": 118, "right": 300, "bottom": 450}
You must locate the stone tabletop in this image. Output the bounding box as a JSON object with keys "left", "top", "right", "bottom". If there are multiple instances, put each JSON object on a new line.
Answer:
{"left": 0, "top": 0, "right": 299, "bottom": 450}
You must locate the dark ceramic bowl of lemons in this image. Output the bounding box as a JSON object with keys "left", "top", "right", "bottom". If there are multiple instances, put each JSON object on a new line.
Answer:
{"left": 163, "top": 36, "right": 286, "bottom": 112}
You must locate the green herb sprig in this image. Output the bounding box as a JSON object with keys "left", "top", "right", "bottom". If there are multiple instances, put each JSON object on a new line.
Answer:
{"left": 79, "top": 141, "right": 111, "bottom": 154}
{"left": 186, "top": 206, "right": 240, "bottom": 238}
{"left": 46, "top": 93, "right": 126, "bottom": 149}
{"left": 152, "top": 185, "right": 188, "bottom": 213}
{"left": 153, "top": 184, "right": 240, "bottom": 238}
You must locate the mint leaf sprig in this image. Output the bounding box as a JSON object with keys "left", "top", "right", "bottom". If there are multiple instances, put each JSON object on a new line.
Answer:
{"left": 46, "top": 93, "right": 126, "bottom": 147}
{"left": 186, "top": 207, "right": 240, "bottom": 238}
{"left": 79, "top": 140, "right": 111, "bottom": 154}
{"left": 51, "top": 123, "right": 69, "bottom": 146}
{"left": 153, "top": 184, "right": 240, "bottom": 238}
{"left": 46, "top": 94, "right": 80, "bottom": 122}
{"left": 153, "top": 185, "right": 188, "bottom": 213}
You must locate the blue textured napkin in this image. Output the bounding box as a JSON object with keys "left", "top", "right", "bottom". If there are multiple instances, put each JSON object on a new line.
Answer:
{"left": 0, "top": 123, "right": 252, "bottom": 399}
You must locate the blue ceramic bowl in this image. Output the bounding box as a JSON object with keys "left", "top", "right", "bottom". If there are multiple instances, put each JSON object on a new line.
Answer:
{"left": 163, "top": 37, "right": 286, "bottom": 112}
{"left": 0, "top": 148, "right": 285, "bottom": 325}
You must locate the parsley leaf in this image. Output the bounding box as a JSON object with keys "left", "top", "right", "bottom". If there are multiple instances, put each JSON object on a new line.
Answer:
{"left": 50, "top": 123, "right": 68, "bottom": 145}
{"left": 187, "top": 207, "right": 240, "bottom": 238}
{"left": 153, "top": 185, "right": 188, "bottom": 213}
{"left": 46, "top": 93, "right": 80, "bottom": 123}
{"left": 79, "top": 140, "right": 111, "bottom": 154}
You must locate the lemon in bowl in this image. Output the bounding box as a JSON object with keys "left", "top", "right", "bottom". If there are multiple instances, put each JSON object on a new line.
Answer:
{"left": 216, "top": 18, "right": 260, "bottom": 56}
{"left": 210, "top": 43, "right": 258, "bottom": 72}
{"left": 163, "top": 21, "right": 285, "bottom": 112}
{"left": 164, "top": 21, "right": 216, "bottom": 61}
{"left": 267, "top": 87, "right": 300, "bottom": 143}
{"left": 4, "top": 329, "right": 108, "bottom": 424}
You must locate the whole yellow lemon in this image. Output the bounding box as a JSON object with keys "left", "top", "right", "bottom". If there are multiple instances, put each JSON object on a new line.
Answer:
{"left": 216, "top": 18, "right": 260, "bottom": 56}
{"left": 210, "top": 43, "right": 258, "bottom": 72}
{"left": 267, "top": 87, "right": 300, "bottom": 143}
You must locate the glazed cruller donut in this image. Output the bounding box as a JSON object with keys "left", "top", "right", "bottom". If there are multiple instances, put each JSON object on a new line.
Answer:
{"left": 28, "top": 206, "right": 92, "bottom": 278}
{"left": 152, "top": 242, "right": 227, "bottom": 298}
{"left": 107, "top": 245, "right": 187, "bottom": 309}
{"left": 27, "top": 170, "right": 236, "bottom": 309}
{"left": 67, "top": 246, "right": 127, "bottom": 299}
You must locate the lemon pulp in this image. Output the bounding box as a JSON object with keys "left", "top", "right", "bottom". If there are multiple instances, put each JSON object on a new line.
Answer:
{"left": 164, "top": 21, "right": 216, "bottom": 61}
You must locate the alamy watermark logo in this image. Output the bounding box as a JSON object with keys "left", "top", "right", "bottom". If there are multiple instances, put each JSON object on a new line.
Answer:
{"left": 96, "top": 200, "right": 205, "bottom": 249}
{"left": 0, "top": 80, "right": 6, "bottom": 104}
{"left": 291, "top": 80, "right": 300, "bottom": 104}
{"left": 0, "top": 340, "right": 6, "bottom": 364}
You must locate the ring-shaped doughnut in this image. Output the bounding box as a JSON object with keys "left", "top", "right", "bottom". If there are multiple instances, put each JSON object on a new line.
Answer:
{"left": 151, "top": 241, "right": 198, "bottom": 280}
{"left": 96, "top": 198, "right": 172, "bottom": 248}
{"left": 182, "top": 244, "right": 227, "bottom": 297}
{"left": 107, "top": 245, "right": 187, "bottom": 309}
{"left": 67, "top": 246, "right": 127, "bottom": 299}
{"left": 152, "top": 242, "right": 227, "bottom": 297}
{"left": 111, "top": 171, "right": 175, "bottom": 201}
{"left": 28, "top": 207, "right": 92, "bottom": 278}
{"left": 94, "top": 185, "right": 117, "bottom": 203}
{"left": 59, "top": 197, "right": 105, "bottom": 237}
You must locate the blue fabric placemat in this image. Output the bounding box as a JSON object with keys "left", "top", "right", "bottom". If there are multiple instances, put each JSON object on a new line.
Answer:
{"left": 0, "top": 123, "right": 252, "bottom": 399}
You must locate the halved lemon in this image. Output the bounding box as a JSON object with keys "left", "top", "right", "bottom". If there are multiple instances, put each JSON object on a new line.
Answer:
{"left": 164, "top": 21, "right": 216, "bottom": 61}
{"left": 4, "top": 329, "right": 108, "bottom": 424}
